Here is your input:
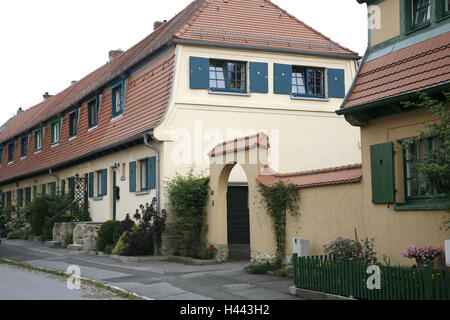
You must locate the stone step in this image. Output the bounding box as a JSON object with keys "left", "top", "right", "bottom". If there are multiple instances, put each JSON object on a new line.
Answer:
{"left": 75, "top": 239, "right": 84, "bottom": 245}
{"left": 228, "top": 244, "right": 251, "bottom": 261}
{"left": 68, "top": 244, "right": 84, "bottom": 251}
{"left": 45, "top": 241, "right": 62, "bottom": 249}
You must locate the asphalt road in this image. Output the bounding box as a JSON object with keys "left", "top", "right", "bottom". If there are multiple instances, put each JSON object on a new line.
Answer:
{"left": 0, "top": 264, "right": 114, "bottom": 300}
{"left": 0, "top": 239, "right": 300, "bottom": 300}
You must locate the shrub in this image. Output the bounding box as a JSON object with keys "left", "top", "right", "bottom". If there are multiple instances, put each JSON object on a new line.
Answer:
{"left": 164, "top": 169, "right": 209, "bottom": 259}
{"left": 112, "top": 225, "right": 153, "bottom": 256}
{"left": 323, "top": 236, "right": 377, "bottom": 265}
{"left": 7, "top": 229, "right": 24, "bottom": 240}
{"left": 0, "top": 204, "right": 16, "bottom": 237}
{"left": 245, "top": 263, "right": 277, "bottom": 274}
{"left": 113, "top": 214, "right": 135, "bottom": 244}
{"left": 97, "top": 220, "right": 119, "bottom": 252}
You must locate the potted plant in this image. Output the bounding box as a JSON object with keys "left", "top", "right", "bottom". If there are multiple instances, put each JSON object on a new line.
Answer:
{"left": 402, "top": 245, "right": 443, "bottom": 268}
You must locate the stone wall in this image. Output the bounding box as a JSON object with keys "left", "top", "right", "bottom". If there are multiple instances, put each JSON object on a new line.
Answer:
{"left": 73, "top": 222, "right": 102, "bottom": 251}
{"left": 52, "top": 222, "right": 75, "bottom": 244}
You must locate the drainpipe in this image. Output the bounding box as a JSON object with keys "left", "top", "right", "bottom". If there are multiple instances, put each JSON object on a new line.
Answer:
{"left": 49, "top": 168, "right": 59, "bottom": 193}
{"left": 142, "top": 131, "right": 160, "bottom": 213}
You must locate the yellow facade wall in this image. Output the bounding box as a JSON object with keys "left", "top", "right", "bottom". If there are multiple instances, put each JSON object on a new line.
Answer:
{"left": 369, "top": 0, "right": 401, "bottom": 47}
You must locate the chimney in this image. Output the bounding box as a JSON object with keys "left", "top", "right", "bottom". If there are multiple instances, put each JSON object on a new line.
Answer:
{"left": 71, "top": 80, "right": 78, "bottom": 85}
{"left": 153, "top": 20, "right": 167, "bottom": 31}
{"left": 43, "top": 92, "right": 53, "bottom": 100}
{"left": 109, "top": 49, "right": 124, "bottom": 62}
{"left": 17, "top": 107, "right": 24, "bottom": 115}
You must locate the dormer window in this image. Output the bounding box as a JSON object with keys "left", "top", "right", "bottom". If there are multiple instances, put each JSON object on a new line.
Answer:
{"left": 68, "top": 109, "right": 78, "bottom": 138}
{"left": 8, "top": 141, "right": 15, "bottom": 163}
{"left": 111, "top": 83, "right": 124, "bottom": 117}
{"left": 209, "top": 60, "right": 247, "bottom": 93}
{"left": 412, "top": 0, "right": 430, "bottom": 28}
{"left": 20, "top": 135, "right": 28, "bottom": 158}
{"left": 35, "top": 128, "right": 43, "bottom": 151}
{"left": 88, "top": 97, "right": 99, "bottom": 128}
{"left": 51, "top": 120, "right": 60, "bottom": 145}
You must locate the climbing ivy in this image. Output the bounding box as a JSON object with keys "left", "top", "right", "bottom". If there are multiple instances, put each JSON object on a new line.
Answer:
{"left": 257, "top": 181, "right": 300, "bottom": 268}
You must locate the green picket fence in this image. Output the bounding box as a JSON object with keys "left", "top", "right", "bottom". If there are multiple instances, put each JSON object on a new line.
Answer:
{"left": 292, "top": 254, "right": 450, "bottom": 300}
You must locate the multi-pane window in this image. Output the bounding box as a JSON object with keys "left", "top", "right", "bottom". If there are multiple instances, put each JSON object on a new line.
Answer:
{"left": 68, "top": 110, "right": 78, "bottom": 138}
{"left": 35, "top": 129, "right": 43, "bottom": 151}
{"left": 20, "top": 135, "right": 28, "bottom": 158}
{"left": 140, "top": 159, "right": 148, "bottom": 191}
{"left": 412, "top": 0, "right": 430, "bottom": 27}
{"left": 209, "top": 60, "right": 246, "bottom": 92}
{"left": 8, "top": 142, "right": 15, "bottom": 162}
{"left": 112, "top": 84, "right": 124, "bottom": 117}
{"left": 88, "top": 97, "right": 99, "bottom": 128}
{"left": 404, "top": 137, "right": 443, "bottom": 199}
{"left": 97, "top": 169, "right": 107, "bottom": 197}
{"left": 51, "top": 121, "right": 60, "bottom": 144}
{"left": 292, "top": 66, "right": 324, "bottom": 97}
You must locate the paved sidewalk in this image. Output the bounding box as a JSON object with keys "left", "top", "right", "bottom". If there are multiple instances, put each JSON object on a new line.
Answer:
{"left": 0, "top": 239, "right": 300, "bottom": 300}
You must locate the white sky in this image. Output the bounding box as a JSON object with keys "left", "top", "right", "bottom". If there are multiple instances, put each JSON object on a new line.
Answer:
{"left": 0, "top": 0, "right": 368, "bottom": 126}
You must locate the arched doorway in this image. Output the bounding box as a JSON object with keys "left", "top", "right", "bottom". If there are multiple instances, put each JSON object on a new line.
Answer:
{"left": 226, "top": 165, "right": 250, "bottom": 260}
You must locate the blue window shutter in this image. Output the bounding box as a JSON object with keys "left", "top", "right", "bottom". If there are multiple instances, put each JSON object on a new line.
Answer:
{"left": 147, "top": 157, "right": 156, "bottom": 190}
{"left": 129, "top": 162, "right": 136, "bottom": 192}
{"left": 101, "top": 169, "right": 108, "bottom": 196}
{"left": 190, "top": 56, "right": 210, "bottom": 89}
{"left": 89, "top": 172, "right": 94, "bottom": 198}
{"left": 370, "top": 142, "right": 395, "bottom": 204}
{"left": 274, "top": 63, "right": 292, "bottom": 94}
{"left": 250, "top": 62, "right": 268, "bottom": 93}
{"left": 327, "top": 68, "right": 346, "bottom": 98}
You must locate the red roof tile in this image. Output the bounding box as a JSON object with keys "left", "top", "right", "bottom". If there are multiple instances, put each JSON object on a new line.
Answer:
{"left": 209, "top": 132, "right": 270, "bottom": 157}
{"left": 257, "top": 164, "right": 362, "bottom": 188}
{"left": 342, "top": 32, "right": 450, "bottom": 109}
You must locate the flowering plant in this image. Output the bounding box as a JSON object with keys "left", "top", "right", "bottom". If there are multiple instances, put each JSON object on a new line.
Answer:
{"left": 402, "top": 245, "right": 443, "bottom": 265}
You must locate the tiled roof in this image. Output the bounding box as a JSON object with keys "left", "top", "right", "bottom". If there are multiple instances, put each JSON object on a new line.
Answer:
{"left": 208, "top": 132, "right": 270, "bottom": 157}
{"left": 176, "top": 0, "right": 358, "bottom": 56}
{"left": 256, "top": 164, "right": 362, "bottom": 188}
{"left": 342, "top": 32, "right": 450, "bottom": 109}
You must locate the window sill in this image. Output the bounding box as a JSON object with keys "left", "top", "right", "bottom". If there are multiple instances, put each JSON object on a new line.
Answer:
{"left": 68, "top": 135, "right": 77, "bottom": 142}
{"left": 20, "top": 156, "right": 27, "bottom": 160}
{"left": 120, "top": 176, "right": 126, "bottom": 181}
{"left": 208, "top": 90, "right": 250, "bottom": 97}
{"left": 394, "top": 202, "right": 447, "bottom": 211}
{"left": 111, "top": 114, "right": 124, "bottom": 122}
{"left": 291, "top": 95, "right": 329, "bottom": 102}
{"left": 135, "top": 190, "right": 150, "bottom": 196}
{"left": 436, "top": 14, "right": 450, "bottom": 23}
{"left": 51, "top": 142, "right": 60, "bottom": 148}
{"left": 34, "top": 150, "right": 42, "bottom": 155}
{"left": 93, "top": 196, "right": 103, "bottom": 201}
{"left": 87, "top": 125, "right": 98, "bottom": 133}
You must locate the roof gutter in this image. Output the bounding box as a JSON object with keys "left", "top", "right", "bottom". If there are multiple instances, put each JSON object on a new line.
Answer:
{"left": 173, "top": 39, "right": 362, "bottom": 60}
{"left": 49, "top": 169, "right": 60, "bottom": 192}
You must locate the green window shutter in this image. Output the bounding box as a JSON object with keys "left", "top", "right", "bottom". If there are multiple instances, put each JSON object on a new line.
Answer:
{"left": 405, "top": 0, "right": 412, "bottom": 31}
{"left": 147, "top": 157, "right": 156, "bottom": 190}
{"left": 327, "top": 68, "right": 346, "bottom": 98}
{"left": 41, "top": 184, "right": 46, "bottom": 196}
{"left": 370, "top": 142, "right": 395, "bottom": 204}
{"left": 33, "top": 186, "right": 37, "bottom": 198}
{"left": 250, "top": 62, "right": 268, "bottom": 93}
{"left": 190, "top": 56, "right": 210, "bottom": 89}
{"left": 18, "top": 189, "right": 23, "bottom": 207}
{"left": 50, "top": 183, "right": 56, "bottom": 197}
{"left": 129, "top": 161, "right": 136, "bottom": 192}
{"left": 88, "top": 172, "right": 94, "bottom": 198}
{"left": 1, "top": 193, "right": 4, "bottom": 208}
{"left": 101, "top": 169, "right": 108, "bottom": 196}
{"left": 274, "top": 63, "right": 292, "bottom": 94}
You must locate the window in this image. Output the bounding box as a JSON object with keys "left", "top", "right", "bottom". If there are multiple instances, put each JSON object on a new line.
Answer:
{"left": 209, "top": 60, "right": 247, "bottom": 93}
{"left": 68, "top": 110, "right": 78, "bottom": 138}
{"left": 25, "top": 187, "right": 31, "bottom": 204}
{"left": 17, "top": 189, "right": 23, "bottom": 207}
{"left": 35, "top": 128, "right": 43, "bottom": 151}
{"left": 6, "top": 191, "right": 11, "bottom": 205}
{"left": 111, "top": 84, "right": 124, "bottom": 117}
{"left": 88, "top": 97, "right": 99, "bottom": 128}
{"left": 97, "top": 169, "right": 107, "bottom": 197}
{"left": 20, "top": 135, "right": 28, "bottom": 158}
{"left": 51, "top": 120, "right": 60, "bottom": 145}
{"left": 8, "top": 142, "right": 15, "bottom": 163}
{"left": 140, "top": 159, "right": 148, "bottom": 191}
{"left": 412, "top": 0, "right": 430, "bottom": 28}
{"left": 404, "top": 137, "right": 444, "bottom": 200}
{"left": 292, "top": 66, "right": 325, "bottom": 97}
